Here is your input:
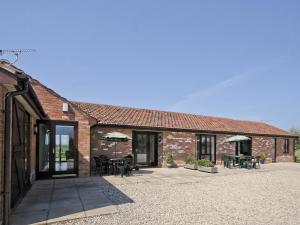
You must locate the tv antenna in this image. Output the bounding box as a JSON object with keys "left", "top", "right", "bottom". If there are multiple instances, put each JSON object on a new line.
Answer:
{"left": 0, "top": 49, "right": 36, "bottom": 65}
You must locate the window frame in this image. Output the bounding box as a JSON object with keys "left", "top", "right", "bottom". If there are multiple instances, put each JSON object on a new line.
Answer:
{"left": 283, "top": 138, "right": 289, "bottom": 153}
{"left": 196, "top": 134, "right": 216, "bottom": 163}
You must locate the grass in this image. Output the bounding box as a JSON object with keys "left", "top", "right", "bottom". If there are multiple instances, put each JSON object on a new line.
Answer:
{"left": 296, "top": 149, "right": 300, "bottom": 162}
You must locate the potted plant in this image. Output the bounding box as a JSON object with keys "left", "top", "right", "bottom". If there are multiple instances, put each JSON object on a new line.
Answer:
{"left": 197, "top": 159, "right": 218, "bottom": 173}
{"left": 184, "top": 155, "right": 197, "bottom": 170}
{"left": 259, "top": 153, "right": 266, "bottom": 164}
{"left": 164, "top": 153, "right": 174, "bottom": 168}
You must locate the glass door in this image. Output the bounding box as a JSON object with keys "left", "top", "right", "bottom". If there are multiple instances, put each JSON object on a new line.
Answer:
{"left": 37, "top": 121, "right": 78, "bottom": 178}
{"left": 53, "top": 125, "right": 77, "bottom": 175}
{"left": 134, "top": 132, "right": 158, "bottom": 166}
{"left": 271, "top": 138, "right": 276, "bottom": 162}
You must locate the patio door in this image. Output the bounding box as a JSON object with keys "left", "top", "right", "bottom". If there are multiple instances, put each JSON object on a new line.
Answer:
{"left": 235, "top": 140, "right": 252, "bottom": 156}
{"left": 37, "top": 121, "right": 78, "bottom": 178}
{"left": 271, "top": 138, "right": 276, "bottom": 162}
{"left": 133, "top": 132, "right": 158, "bottom": 166}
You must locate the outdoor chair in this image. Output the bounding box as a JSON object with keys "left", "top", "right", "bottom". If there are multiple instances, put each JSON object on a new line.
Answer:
{"left": 252, "top": 157, "right": 260, "bottom": 169}
{"left": 93, "top": 157, "right": 107, "bottom": 176}
{"left": 222, "top": 154, "right": 229, "bottom": 168}
{"left": 117, "top": 157, "right": 134, "bottom": 177}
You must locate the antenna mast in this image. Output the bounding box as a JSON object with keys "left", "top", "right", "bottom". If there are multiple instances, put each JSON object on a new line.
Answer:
{"left": 0, "top": 49, "right": 36, "bottom": 65}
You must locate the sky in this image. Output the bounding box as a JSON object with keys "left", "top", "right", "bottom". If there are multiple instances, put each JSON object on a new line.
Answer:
{"left": 1, "top": 0, "right": 300, "bottom": 130}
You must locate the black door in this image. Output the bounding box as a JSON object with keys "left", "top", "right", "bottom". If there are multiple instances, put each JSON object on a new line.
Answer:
{"left": 271, "top": 138, "right": 276, "bottom": 162}
{"left": 37, "top": 121, "right": 78, "bottom": 178}
{"left": 133, "top": 132, "right": 158, "bottom": 166}
{"left": 235, "top": 140, "right": 252, "bottom": 156}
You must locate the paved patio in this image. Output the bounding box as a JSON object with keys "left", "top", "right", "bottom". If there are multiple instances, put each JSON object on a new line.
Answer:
{"left": 11, "top": 163, "right": 300, "bottom": 225}
{"left": 10, "top": 177, "right": 125, "bottom": 225}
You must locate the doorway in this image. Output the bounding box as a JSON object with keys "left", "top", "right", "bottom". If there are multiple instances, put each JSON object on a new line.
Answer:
{"left": 271, "top": 138, "right": 276, "bottom": 162}
{"left": 235, "top": 140, "right": 252, "bottom": 156}
{"left": 37, "top": 121, "right": 78, "bottom": 178}
{"left": 133, "top": 132, "right": 158, "bottom": 166}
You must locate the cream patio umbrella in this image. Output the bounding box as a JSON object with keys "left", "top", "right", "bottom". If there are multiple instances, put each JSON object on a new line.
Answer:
{"left": 103, "top": 132, "right": 132, "bottom": 158}
{"left": 225, "top": 135, "right": 250, "bottom": 142}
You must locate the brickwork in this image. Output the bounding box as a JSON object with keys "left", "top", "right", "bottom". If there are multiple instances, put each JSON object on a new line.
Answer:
{"left": 31, "top": 80, "right": 96, "bottom": 176}
{"left": 215, "top": 134, "right": 236, "bottom": 163}
{"left": 252, "top": 136, "right": 273, "bottom": 159}
{"left": 276, "top": 138, "right": 295, "bottom": 162}
{"left": 90, "top": 127, "right": 133, "bottom": 170}
{"left": 162, "top": 131, "right": 196, "bottom": 166}
{"left": 91, "top": 127, "right": 296, "bottom": 168}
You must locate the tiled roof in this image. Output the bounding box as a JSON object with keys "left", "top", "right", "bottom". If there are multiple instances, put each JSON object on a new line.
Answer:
{"left": 72, "top": 101, "right": 294, "bottom": 137}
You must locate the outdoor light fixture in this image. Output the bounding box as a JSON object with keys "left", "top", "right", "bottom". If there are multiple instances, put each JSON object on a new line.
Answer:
{"left": 62, "top": 102, "right": 69, "bottom": 112}
{"left": 158, "top": 134, "right": 163, "bottom": 144}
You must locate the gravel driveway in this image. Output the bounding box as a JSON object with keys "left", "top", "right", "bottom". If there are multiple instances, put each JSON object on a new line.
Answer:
{"left": 56, "top": 163, "right": 300, "bottom": 225}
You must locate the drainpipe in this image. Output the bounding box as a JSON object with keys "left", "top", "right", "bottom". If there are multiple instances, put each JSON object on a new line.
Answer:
{"left": 2, "top": 74, "right": 29, "bottom": 225}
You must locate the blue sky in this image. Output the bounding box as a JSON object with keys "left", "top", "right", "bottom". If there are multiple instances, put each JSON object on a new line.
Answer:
{"left": 1, "top": 1, "right": 300, "bottom": 130}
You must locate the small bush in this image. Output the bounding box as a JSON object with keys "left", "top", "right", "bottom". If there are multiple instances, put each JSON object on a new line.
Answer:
{"left": 164, "top": 153, "right": 174, "bottom": 164}
{"left": 197, "top": 159, "right": 214, "bottom": 167}
{"left": 260, "top": 153, "right": 266, "bottom": 161}
{"left": 184, "top": 155, "right": 196, "bottom": 165}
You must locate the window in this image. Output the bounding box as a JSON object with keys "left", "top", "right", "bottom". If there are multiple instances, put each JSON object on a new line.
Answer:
{"left": 284, "top": 139, "right": 289, "bottom": 153}
{"left": 197, "top": 134, "right": 216, "bottom": 162}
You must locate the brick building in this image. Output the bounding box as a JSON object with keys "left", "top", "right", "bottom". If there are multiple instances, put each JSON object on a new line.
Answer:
{"left": 0, "top": 61, "right": 45, "bottom": 225}
{"left": 0, "top": 61, "right": 297, "bottom": 224}
{"left": 74, "top": 102, "right": 296, "bottom": 169}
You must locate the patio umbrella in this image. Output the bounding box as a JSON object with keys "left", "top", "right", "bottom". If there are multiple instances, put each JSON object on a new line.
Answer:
{"left": 103, "top": 132, "right": 132, "bottom": 158}
{"left": 225, "top": 135, "right": 250, "bottom": 142}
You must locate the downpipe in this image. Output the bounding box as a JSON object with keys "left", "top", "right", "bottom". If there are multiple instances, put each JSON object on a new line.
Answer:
{"left": 2, "top": 77, "right": 29, "bottom": 225}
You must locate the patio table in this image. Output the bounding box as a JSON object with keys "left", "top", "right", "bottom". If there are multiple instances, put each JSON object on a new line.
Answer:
{"left": 226, "top": 155, "right": 240, "bottom": 168}
{"left": 109, "top": 158, "right": 125, "bottom": 175}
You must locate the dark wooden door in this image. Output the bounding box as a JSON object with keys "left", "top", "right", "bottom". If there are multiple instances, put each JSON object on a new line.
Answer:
{"left": 11, "top": 100, "right": 31, "bottom": 208}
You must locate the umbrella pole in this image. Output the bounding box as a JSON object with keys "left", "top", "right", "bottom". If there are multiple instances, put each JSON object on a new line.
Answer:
{"left": 115, "top": 142, "right": 117, "bottom": 158}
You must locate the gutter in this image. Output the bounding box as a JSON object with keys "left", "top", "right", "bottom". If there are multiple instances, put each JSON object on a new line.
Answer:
{"left": 1, "top": 73, "right": 29, "bottom": 225}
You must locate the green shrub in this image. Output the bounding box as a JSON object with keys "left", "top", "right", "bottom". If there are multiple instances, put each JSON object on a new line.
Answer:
{"left": 197, "top": 159, "right": 214, "bottom": 167}
{"left": 184, "top": 155, "right": 196, "bottom": 165}
{"left": 296, "top": 149, "right": 300, "bottom": 162}
{"left": 164, "top": 153, "right": 174, "bottom": 164}
{"left": 260, "top": 153, "right": 266, "bottom": 161}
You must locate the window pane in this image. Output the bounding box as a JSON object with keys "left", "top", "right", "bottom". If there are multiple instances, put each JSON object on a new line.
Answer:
{"left": 38, "top": 124, "right": 50, "bottom": 172}
{"left": 136, "top": 134, "right": 147, "bottom": 163}
{"left": 211, "top": 136, "right": 215, "bottom": 161}
{"left": 206, "top": 136, "right": 211, "bottom": 154}
{"left": 201, "top": 136, "right": 206, "bottom": 154}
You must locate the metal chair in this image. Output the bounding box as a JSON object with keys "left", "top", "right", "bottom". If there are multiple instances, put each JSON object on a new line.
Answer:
{"left": 94, "top": 156, "right": 109, "bottom": 176}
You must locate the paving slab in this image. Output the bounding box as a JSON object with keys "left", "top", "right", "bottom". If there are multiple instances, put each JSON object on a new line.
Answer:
{"left": 11, "top": 177, "right": 119, "bottom": 225}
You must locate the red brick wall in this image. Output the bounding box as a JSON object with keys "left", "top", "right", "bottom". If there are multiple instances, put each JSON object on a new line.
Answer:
{"left": 276, "top": 137, "right": 295, "bottom": 162}
{"left": 216, "top": 134, "right": 236, "bottom": 163}
{"left": 162, "top": 131, "right": 196, "bottom": 166}
{"left": 31, "top": 81, "right": 95, "bottom": 176}
{"left": 90, "top": 126, "right": 296, "bottom": 168}
{"left": 90, "top": 127, "right": 133, "bottom": 170}
{"left": 252, "top": 136, "right": 272, "bottom": 159}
